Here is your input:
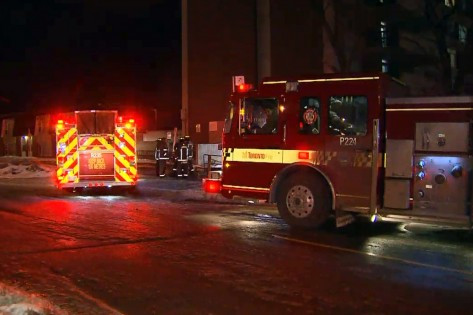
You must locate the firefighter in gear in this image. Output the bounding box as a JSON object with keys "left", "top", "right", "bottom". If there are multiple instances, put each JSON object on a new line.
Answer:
{"left": 185, "top": 136, "right": 194, "bottom": 174}
{"left": 175, "top": 136, "right": 193, "bottom": 177}
{"left": 155, "top": 137, "right": 170, "bottom": 177}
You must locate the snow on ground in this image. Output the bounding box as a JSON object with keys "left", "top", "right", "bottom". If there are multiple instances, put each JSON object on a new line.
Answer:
{"left": 0, "top": 283, "right": 63, "bottom": 315}
{"left": 0, "top": 157, "right": 55, "bottom": 179}
{"left": 0, "top": 157, "right": 157, "bottom": 180}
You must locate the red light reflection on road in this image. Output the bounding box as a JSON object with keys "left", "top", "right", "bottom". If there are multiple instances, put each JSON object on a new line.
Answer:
{"left": 32, "top": 200, "right": 72, "bottom": 222}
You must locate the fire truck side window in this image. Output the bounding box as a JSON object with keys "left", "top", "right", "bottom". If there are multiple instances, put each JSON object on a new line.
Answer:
{"left": 299, "top": 97, "right": 320, "bottom": 134}
{"left": 223, "top": 102, "right": 234, "bottom": 134}
{"left": 240, "top": 98, "right": 278, "bottom": 135}
{"left": 328, "top": 96, "right": 368, "bottom": 136}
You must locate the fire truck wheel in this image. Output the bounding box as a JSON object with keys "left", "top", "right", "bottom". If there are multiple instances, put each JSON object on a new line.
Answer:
{"left": 277, "top": 172, "right": 331, "bottom": 228}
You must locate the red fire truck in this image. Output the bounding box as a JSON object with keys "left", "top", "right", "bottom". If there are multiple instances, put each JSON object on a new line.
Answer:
{"left": 55, "top": 110, "right": 137, "bottom": 189}
{"left": 204, "top": 73, "right": 473, "bottom": 228}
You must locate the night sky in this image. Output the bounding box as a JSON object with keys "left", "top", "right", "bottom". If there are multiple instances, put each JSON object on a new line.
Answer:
{"left": 0, "top": 0, "right": 181, "bottom": 126}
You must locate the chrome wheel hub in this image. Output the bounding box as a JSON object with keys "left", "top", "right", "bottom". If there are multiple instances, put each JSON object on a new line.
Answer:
{"left": 286, "top": 185, "right": 314, "bottom": 218}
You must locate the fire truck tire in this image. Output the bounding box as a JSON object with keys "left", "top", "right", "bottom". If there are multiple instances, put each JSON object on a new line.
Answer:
{"left": 277, "top": 172, "right": 331, "bottom": 228}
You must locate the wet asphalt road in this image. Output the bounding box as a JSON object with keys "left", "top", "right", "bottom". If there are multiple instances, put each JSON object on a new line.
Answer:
{"left": 0, "top": 169, "right": 472, "bottom": 314}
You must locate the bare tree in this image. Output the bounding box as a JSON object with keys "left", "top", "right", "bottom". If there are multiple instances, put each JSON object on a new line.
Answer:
{"left": 313, "top": 0, "right": 368, "bottom": 73}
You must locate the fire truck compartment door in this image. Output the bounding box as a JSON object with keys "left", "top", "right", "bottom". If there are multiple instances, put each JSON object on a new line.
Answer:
{"left": 324, "top": 95, "right": 379, "bottom": 212}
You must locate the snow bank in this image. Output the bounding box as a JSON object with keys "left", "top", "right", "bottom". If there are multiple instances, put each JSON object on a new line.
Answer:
{"left": 0, "top": 283, "right": 63, "bottom": 315}
{"left": 0, "top": 157, "right": 54, "bottom": 179}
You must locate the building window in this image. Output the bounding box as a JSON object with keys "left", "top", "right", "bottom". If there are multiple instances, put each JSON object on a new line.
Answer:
{"left": 459, "top": 24, "right": 467, "bottom": 43}
{"left": 380, "top": 21, "right": 387, "bottom": 48}
{"left": 382, "top": 58, "right": 389, "bottom": 73}
{"left": 299, "top": 97, "right": 320, "bottom": 135}
{"left": 329, "top": 96, "right": 368, "bottom": 136}
{"left": 240, "top": 98, "right": 279, "bottom": 135}
{"left": 445, "top": 0, "right": 455, "bottom": 7}
{"left": 448, "top": 48, "right": 457, "bottom": 69}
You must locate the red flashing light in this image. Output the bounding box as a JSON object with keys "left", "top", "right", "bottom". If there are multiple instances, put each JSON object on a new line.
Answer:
{"left": 118, "top": 116, "right": 123, "bottom": 123}
{"left": 125, "top": 123, "right": 132, "bottom": 129}
{"left": 129, "top": 119, "right": 135, "bottom": 123}
{"left": 203, "top": 179, "right": 221, "bottom": 193}
{"left": 298, "top": 151, "right": 310, "bottom": 160}
{"left": 238, "top": 83, "right": 253, "bottom": 93}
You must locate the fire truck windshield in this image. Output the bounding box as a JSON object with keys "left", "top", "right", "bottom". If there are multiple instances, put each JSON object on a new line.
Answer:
{"left": 240, "top": 98, "right": 278, "bottom": 135}
{"left": 224, "top": 102, "right": 234, "bottom": 134}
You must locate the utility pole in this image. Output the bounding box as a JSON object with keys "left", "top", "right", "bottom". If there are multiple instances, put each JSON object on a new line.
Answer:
{"left": 256, "top": 0, "right": 271, "bottom": 83}
{"left": 181, "top": 0, "right": 189, "bottom": 136}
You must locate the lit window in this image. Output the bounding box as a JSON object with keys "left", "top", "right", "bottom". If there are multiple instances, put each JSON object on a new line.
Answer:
{"left": 380, "top": 21, "right": 387, "bottom": 48}
{"left": 459, "top": 24, "right": 467, "bottom": 43}
{"left": 445, "top": 0, "right": 455, "bottom": 7}
{"left": 382, "top": 59, "right": 389, "bottom": 73}
{"left": 448, "top": 48, "right": 457, "bottom": 69}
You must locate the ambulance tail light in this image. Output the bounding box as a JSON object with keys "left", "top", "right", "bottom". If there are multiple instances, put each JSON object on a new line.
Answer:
{"left": 237, "top": 83, "right": 253, "bottom": 93}
{"left": 203, "top": 178, "right": 221, "bottom": 193}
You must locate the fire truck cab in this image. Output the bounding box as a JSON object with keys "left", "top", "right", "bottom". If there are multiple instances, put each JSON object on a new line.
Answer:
{"left": 209, "top": 73, "right": 473, "bottom": 228}
{"left": 56, "top": 110, "right": 138, "bottom": 190}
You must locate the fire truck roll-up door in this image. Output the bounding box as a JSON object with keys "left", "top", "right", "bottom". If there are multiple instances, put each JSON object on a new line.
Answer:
{"left": 77, "top": 111, "right": 115, "bottom": 181}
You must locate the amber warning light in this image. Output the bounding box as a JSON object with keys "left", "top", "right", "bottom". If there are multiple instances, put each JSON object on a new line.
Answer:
{"left": 57, "top": 120, "right": 64, "bottom": 130}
